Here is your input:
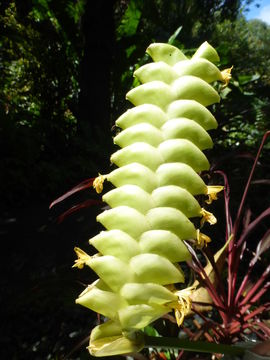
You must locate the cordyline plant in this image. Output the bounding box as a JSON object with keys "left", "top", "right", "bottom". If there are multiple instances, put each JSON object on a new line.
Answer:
{"left": 50, "top": 42, "right": 269, "bottom": 358}
{"left": 178, "top": 130, "right": 270, "bottom": 350}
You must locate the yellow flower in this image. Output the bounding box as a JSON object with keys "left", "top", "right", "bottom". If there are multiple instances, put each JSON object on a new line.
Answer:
{"left": 206, "top": 185, "right": 224, "bottom": 204}
{"left": 221, "top": 66, "right": 233, "bottom": 87}
{"left": 169, "top": 286, "right": 194, "bottom": 326}
{"left": 93, "top": 174, "right": 107, "bottom": 194}
{"left": 73, "top": 247, "right": 98, "bottom": 269}
{"left": 196, "top": 229, "right": 212, "bottom": 248}
{"left": 200, "top": 208, "right": 217, "bottom": 227}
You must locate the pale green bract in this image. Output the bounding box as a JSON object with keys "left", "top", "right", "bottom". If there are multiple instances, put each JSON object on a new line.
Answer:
{"left": 74, "top": 41, "right": 230, "bottom": 357}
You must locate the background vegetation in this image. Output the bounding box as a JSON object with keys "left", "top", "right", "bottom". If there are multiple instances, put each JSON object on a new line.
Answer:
{"left": 0, "top": 0, "right": 269, "bottom": 358}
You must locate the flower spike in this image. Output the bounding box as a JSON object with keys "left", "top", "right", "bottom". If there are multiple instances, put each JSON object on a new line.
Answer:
{"left": 73, "top": 42, "right": 226, "bottom": 356}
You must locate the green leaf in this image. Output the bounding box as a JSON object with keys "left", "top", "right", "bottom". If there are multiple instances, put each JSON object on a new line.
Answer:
{"left": 126, "top": 45, "right": 136, "bottom": 58}
{"left": 117, "top": 0, "right": 142, "bottom": 39}
{"left": 237, "top": 73, "right": 260, "bottom": 85}
{"left": 168, "top": 26, "right": 182, "bottom": 45}
{"left": 220, "top": 86, "right": 232, "bottom": 99}
{"left": 143, "top": 325, "right": 160, "bottom": 337}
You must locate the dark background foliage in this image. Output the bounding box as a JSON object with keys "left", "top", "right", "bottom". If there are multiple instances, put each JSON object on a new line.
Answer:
{"left": 0, "top": 0, "right": 269, "bottom": 358}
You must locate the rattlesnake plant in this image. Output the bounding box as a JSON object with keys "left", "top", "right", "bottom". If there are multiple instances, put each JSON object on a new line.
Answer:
{"left": 73, "top": 41, "right": 231, "bottom": 356}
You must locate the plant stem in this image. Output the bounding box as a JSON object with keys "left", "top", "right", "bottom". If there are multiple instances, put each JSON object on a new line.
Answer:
{"left": 230, "top": 131, "right": 270, "bottom": 307}
{"left": 233, "top": 130, "right": 270, "bottom": 241}
{"left": 144, "top": 335, "right": 245, "bottom": 356}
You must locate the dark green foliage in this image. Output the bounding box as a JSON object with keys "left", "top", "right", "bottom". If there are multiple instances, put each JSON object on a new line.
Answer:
{"left": 0, "top": 201, "right": 100, "bottom": 359}
{"left": 0, "top": 1, "right": 81, "bottom": 206}
{"left": 0, "top": 0, "right": 111, "bottom": 208}
{"left": 211, "top": 16, "right": 270, "bottom": 150}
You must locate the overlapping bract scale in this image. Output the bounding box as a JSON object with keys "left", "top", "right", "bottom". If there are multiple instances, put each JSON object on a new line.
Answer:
{"left": 75, "top": 41, "right": 225, "bottom": 356}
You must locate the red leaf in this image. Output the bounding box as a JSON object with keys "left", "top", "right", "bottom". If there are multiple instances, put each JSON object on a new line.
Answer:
{"left": 251, "top": 229, "right": 270, "bottom": 266}
{"left": 251, "top": 179, "right": 270, "bottom": 186}
{"left": 237, "top": 207, "right": 270, "bottom": 248}
{"left": 57, "top": 199, "right": 103, "bottom": 223}
{"left": 233, "top": 131, "right": 270, "bottom": 240}
{"left": 49, "top": 178, "right": 96, "bottom": 209}
{"left": 240, "top": 267, "right": 270, "bottom": 306}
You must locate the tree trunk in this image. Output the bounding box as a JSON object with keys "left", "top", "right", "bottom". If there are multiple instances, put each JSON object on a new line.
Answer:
{"left": 77, "top": 0, "right": 115, "bottom": 168}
